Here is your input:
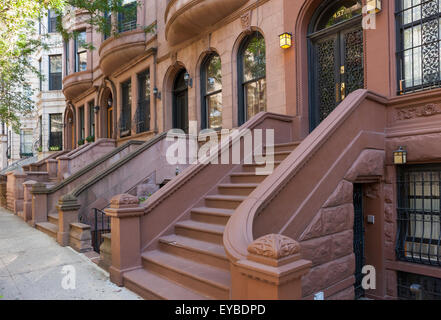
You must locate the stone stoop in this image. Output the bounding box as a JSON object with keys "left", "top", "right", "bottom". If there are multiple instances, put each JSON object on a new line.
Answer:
{"left": 122, "top": 142, "right": 299, "bottom": 300}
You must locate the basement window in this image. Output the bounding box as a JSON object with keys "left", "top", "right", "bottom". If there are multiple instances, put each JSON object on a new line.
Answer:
{"left": 397, "top": 271, "right": 441, "bottom": 300}
{"left": 397, "top": 165, "right": 441, "bottom": 266}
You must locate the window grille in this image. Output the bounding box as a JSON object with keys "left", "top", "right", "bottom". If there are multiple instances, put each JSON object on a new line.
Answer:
{"left": 397, "top": 271, "right": 441, "bottom": 299}
{"left": 397, "top": 165, "right": 441, "bottom": 266}
{"left": 396, "top": 0, "right": 441, "bottom": 93}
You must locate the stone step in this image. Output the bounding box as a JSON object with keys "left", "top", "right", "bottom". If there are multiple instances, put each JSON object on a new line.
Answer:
{"left": 141, "top": 250, "right": 230, "bottom": 299}
{"left": 269, "top": 141, "right": 302, "bottom": 152}
{"left": 35, "top": 222, "right": 58, "bottom": 239}
{"left": 229, "top": 172, "right": 269, "bottom": 184}
{"left": 48, "top": 213, "right": 59, "bottom": 225}
{"left": 264, "top": 151, "right": 292, "bottom": 162}
{"left": 123, "top": 268, "right": 211, "bottom": 300}
{"left": 175, "top": 220, "right": 225, "bottom": 244}
{"left": 218, "top": 183, "right": 259, "bottom": 196}
{"left": 190, "top": 207, "right": 234, "bottom": 225}
{"left": 159, "top": 234, "right": 229, "bottom": 269}
{"left": 204, "top": 194, "right": 246, "bottom": 209}
{"left": 241, "top": 161, "right": 282, "bottom": 172}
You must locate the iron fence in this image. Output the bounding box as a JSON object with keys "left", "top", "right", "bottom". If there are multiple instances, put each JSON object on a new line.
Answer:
{"left": 92, "top": 208, "right": 111, "bottom": 253}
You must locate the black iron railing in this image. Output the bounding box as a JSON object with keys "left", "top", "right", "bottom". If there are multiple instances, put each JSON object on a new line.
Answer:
{"left": 49, "top": 132, "right": 63, "bottom": 150}
{"left": 397, "top": 167, "right": 441, "bottom": 267}
{"left": 92, "top": 208, "right": 111, "bottom": 253}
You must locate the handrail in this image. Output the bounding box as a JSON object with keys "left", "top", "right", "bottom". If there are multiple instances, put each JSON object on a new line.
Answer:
{"left": 31, "top": 140, "right": 144, "bottom": 194}
{"left": 70, "top": 132, "right": 167, "bottom": 197}
{"left": 223, "top": 89, "right": 388, "bottom": 263}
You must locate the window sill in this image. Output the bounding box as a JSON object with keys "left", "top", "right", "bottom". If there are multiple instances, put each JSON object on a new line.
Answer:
{"left": 385, "top": 260, "right": 441, "bottom": 279}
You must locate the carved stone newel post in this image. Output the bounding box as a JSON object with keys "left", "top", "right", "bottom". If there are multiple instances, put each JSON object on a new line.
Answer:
{"left": 105, "top": 194, "right": 143, "bottom": 286}
{"left": 232, "top": 234, "right": 312, "bottom": 300}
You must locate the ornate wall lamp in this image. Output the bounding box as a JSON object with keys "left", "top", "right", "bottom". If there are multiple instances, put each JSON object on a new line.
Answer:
{"left": 279, "top": 32, "right": 293, "bottom": 49}
{"left": 153, "top": 88, "right": 161, "bottom": 100}
{"left": 94, "top": 106, "right": 100, "bottom": 113}
{"left": 394, "top": 146, "right": 407, "bottom": 165}
{"left": 184, "top": 72, "right": 193, "bottom": 88}
{"left": 366, "top": 0, "right": 382, "bottom": 14}
{"left": 107, "top": 96, "right": 113, "bottom": 108}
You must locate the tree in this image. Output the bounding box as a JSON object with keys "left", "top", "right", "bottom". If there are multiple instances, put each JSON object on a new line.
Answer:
{"left": 0, "top": 0, "right": 145, "bottom": 131}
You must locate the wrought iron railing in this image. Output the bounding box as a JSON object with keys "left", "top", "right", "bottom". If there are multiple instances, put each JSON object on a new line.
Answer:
{"left": 397, "top": 166, "right": 441, "bottom": 267}
{"left": 118, "top": 19, "right": 137, "bottom": 33}
{"left": 92, "top": 208, "right": 111, "bottom": 253}
{"left": 49, "top": 132, "right": 63, "bottom": 150}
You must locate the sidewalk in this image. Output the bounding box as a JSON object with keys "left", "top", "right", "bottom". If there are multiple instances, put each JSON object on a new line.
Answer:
{"left": 0, "top": 208, "right": 141, "bottom": 300}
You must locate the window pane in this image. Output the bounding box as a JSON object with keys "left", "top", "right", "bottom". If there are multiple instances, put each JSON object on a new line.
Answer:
{"left": 206, "top": 55, "right": 222, "bottom": 94}
{"left": 321, "top": 1, "right": 362, "bottom": 30}
{"left": 78, "top": 52, "right": 87, "bottom": 72}
{"left": 207, "top": 92, "right": 222, "bottom": 129}
{"left": 243, "top": 34, "right": 266, "bottom": 82}
{"left": 50, "top": 55, "right": 62, "bottom": 73}
{"left": 245, "top": 78, "right": 266, "bottom": 120}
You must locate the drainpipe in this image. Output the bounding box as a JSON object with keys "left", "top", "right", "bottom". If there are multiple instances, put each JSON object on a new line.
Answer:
{"left": 152, "top": 47, "right": 158, "bottom": 134}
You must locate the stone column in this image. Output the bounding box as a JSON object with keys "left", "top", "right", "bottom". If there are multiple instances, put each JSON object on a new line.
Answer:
{"left": 23, "top": 180, "right": 37, "bottom": 222}
{"left": 46, "top": 159, "right": 58, "bottom": 180}
{"left": 0, "top": 135, "right": 7, "bottom": 170}
{"left": 0, "top": 175, "right": 6, "bottom": 208}
{"left": 30, "top": 182, "right": 49, "bottom": 226}
{"left": 57, "top": 156, "right": 69, "bottom": 180}
{"left": 12, "top": 172, "right": 27, "bottom": 214}
{"left": 56, "top": 194, "right": 81, "bottom": 247}
{"left": 105, "top": 194, "right": 143, "bottom": 286}
{"left": 231, "top": 234, "right": 312, "bottom": 300}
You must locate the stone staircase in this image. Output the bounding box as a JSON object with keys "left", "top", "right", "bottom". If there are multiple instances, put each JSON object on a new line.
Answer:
{"left": 122, "top": 141, "right": 301, "bottom": 299}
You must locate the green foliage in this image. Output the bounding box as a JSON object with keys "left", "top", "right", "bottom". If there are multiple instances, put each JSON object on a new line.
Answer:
{"left": 86, "top": 135, "right": 95, "bottom": 142}
{"left": 78, "top": 139, "right": 85, "bottom": 146}
{"left": 49, "top": 145, "right": 61, "bottom": 151}
{"left": 1, "top": 0, "right": 155, "bottom": 131}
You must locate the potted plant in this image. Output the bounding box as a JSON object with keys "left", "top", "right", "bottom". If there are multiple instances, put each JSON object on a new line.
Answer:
{"left": 49, "top": 146, "right": 61, "bottom": 151}
{"left": 78, "top": 139, "right": 85, "bottom": 146}
{"left": 86, "top": 135, "right": 95, "bottom": 143}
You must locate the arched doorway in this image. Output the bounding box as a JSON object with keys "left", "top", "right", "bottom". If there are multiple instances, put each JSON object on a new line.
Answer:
{"left": 308, "top": 0, "right": 364, "bottom": 130}
{"left": 100, "top": 88, "right": 114, "bottom": 139}
{"left": 173, "top": 69, "right": 189, "bottom": 133}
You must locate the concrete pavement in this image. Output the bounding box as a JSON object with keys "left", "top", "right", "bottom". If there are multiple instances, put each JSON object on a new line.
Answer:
{"left": 0, "top": 208, "right": 142, "bottom": 300}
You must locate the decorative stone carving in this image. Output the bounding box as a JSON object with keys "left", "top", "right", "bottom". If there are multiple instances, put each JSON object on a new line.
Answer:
{"left": 110, "top": 193, "right": 139, "bottom": 209}
{"left": 395, "top": 103, "right": 441, "bottom": 121}
{"left": 323, "top": 180, "right": 353, "bottom": 208}
{"left": 240, "top": 11, "right": 252, "bottom": 31}
{"left": 248, "top": 234, "right": 300, "bottom": 259}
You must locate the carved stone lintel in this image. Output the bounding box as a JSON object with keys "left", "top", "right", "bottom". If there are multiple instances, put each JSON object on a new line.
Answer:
{"left": 248, "top": 234, "right": 301, "bottom": 266}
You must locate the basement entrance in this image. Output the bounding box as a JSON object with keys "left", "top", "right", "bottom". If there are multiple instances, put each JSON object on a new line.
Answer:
{"left": 353, "top": 183, "right": 365, "bottom": 299}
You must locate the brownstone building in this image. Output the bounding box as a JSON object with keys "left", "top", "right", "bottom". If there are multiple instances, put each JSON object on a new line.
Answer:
{"left": 21, "top": 0, "right": 440, "bottom": 299}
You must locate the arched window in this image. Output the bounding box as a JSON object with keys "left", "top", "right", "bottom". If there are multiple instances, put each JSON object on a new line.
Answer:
{"left": 238, "top": 32, "right": 266, "bottom": 125}
{"left": 201, "top": 53, "right": 222, "bottom": 129}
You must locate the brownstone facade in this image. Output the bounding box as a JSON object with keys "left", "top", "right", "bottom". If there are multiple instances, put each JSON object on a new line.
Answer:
{"left": 59, "top": 0, "right": 441, "bottom": 300}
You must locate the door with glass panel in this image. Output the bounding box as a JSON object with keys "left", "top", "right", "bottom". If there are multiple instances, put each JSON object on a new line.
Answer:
{"left": 308, "top": 0, "right": 364, "bottom": 130}
{"left": 173, "top": 70, "right": 189, "bottom": 133}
